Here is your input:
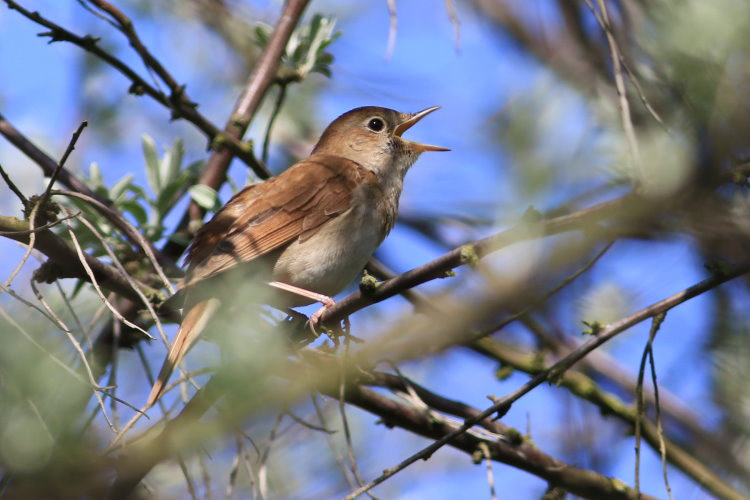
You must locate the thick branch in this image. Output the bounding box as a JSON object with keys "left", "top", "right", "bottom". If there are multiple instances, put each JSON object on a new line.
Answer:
{"left": 341, "top": 384, "right": 654, "bottom": 500}
{"left": 0, "top": 215, "right": 158, "bottom": 303}
{"left": 168, "top": 0, "right": 309, "bottom": 257}
{"left": 318, "top": 193, "right": 636, "bottom": 326}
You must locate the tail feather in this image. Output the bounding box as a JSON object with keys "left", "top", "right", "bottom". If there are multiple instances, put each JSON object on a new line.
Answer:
{"left": 145, "top": 298, "right": 221, "bottom": 409}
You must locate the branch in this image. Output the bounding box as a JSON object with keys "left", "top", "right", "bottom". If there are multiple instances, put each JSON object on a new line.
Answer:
{"left": 470, "top": 338, "right": 746, "bottom": 500}
{"left": 106, "top": 357, "right": 656, "bottom": 500}
{"left": 166, "top": 0, "right": 309, "bottom": 258}
{"left": 2, "top": 0, "right": 264, "bottom": 173}
{"left": 518, "top": 315, "right": 750, "bottom": 481}
{"left": 106, "top": 249, "right": 750, "bottom": 498}
{"left": 318, "top": 194, "right": 637, "bottom": 326}
{"left": 340, "top": 384, "right": 655, "bottom": 500}
{"left": 0, "top": 214, "right": 159, "bottom": 304}
{"left": 0, "top": 111, "right": 168, "bottom": 267}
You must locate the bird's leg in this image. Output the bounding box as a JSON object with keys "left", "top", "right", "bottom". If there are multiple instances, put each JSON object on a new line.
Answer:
{"left": 268, "top": 281, "right": 336, "bottom": 335}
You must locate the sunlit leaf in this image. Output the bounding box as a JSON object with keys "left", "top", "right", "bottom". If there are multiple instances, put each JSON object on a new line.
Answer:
{"left": 141, "top": 134, "right": 161, "bottom": 194}
{"left": 188, "top": 184, "right": 220, "bottom": 211}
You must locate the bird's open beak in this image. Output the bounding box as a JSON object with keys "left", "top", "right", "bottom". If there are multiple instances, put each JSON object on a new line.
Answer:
{"left": 394, "top": 106, "right": 450, "bottom": 152}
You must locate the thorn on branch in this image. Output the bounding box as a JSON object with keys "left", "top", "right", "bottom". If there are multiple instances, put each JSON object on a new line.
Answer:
{"left": 169, "top": 84, "right": 187, "bottom": 101}
{"left": 485, "top": 395, "right": 511, "bottom": 420}
{"left": 37, "top": 30, "right": 60, "bottom": 43}
{"left": 82, "top": 34, "right": 101, "bottom": 47}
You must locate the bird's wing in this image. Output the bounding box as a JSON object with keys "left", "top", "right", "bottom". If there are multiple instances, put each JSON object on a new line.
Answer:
{"left": 146, "top": 155, "right": 375, "bottom": 409}
{"left": 184, "top": 155, "right": 374, "bottom": 286}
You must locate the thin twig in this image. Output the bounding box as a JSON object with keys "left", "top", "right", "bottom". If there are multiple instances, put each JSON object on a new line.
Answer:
{"left": 635, "top": 312, "right": 672, "bottom": 500}
{"left": 39, "top": 120, "right": 88, "bottom": 210}
{"left": 311, "top": 394, "right": 357, "bottom": 489}
{"left": 444, "top": 0, "right": 461, "bottom": 51}
{"left": 344, "top": 259, "right": 750, "bottom": 499}
{"left": 60, "top": 213, "right": 155, "bottom": 340}
{"left": 54, "top": 280, "right": 90, "bottom": 349}
{"left": 385, "top": 0, "right": 397, "bottom": 59}
{"left": 261, "top": 84, "right": 287, "bottom": 165}
{"left": 471, "top": 239, "right": 616, "bottom": 342}
{"left": 479, "top": 442, "right": 497, "bottom": 500}
{"left": 649, "top": 337, "right": 674, "bottom": 500}
{"left": 53, "top": 190, "right": 175, "bottom": 293}
{"left": 283, "top": 409, "right": 335, "bottom": 434}
{"left": 588, "top": 0, "right": 642, "bottom": 177}
{"left": 109, "top": 314, "right": 122, "bottom": 430}
{"left": 2, "top": 1, "right": 263, "bottom": 174}
{"left": 338, "top": 341, "right": 369, "bottom": 494}
{"left": 178, "top": 457, "right": 199, "bottom": 500}
{"left": 0, "top": 162, "right": 28, "bottom": 207}
{"left": 9, "top": 120, "right": 89, "bottom": 297}
{"left": 30, "top": 281, "right": 115, "bottom": 430}
{"left": 3, "top": 202, "right": 40, "bottom": 289}
{"left": 257, "top": 412, "right": 285, "bottom": 500}
{"left": 63, "top": 206, "right": 169, "bottom": 346}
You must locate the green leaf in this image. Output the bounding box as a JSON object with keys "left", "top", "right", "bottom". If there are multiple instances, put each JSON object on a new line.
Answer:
{"left": 88, "top": 162, "right": 104, "bottom": 190}
{"left": 167, "top": 232, "right": 191, "bottom": 247}
{"left": 188, "top": 184, "right": 220, "bottom": 211}
{"left": 71, "top": 279, "right": 87, "bottom": 299}
{"left": 126, "top": 183, "right": 150, "bottom": 201}
{"left": 160, "top": 138, "right": 184, "bottom": 189}
{"left": 141, "top": 134, "right": 161, "bottom": 194}
{"left": 156, "top": 179, "right": 185, "bottom": 217}
{"left": 118, "top": 199, "right": 148, "bottom": 226}
{"left": 184, "top": 159, "right": 204, "bottom": 178}
{"left": 110, "top": 174, "right": 134, "bottom": 201}
{"left": 254, "top": 24, "right": 271, "bottom": 48}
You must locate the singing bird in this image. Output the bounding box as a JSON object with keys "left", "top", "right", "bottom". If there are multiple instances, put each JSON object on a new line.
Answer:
{"left": 146, "top": 106, "right": 448, "bottom": 409}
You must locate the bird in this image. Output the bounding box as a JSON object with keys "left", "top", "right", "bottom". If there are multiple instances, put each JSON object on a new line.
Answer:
{"left": 146, "top": 105, "right": 448, "bottom": 409}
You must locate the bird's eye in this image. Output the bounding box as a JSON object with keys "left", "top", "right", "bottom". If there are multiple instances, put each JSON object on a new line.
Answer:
{"left": 367, "top": 118, "right": 385, "bottom": 132}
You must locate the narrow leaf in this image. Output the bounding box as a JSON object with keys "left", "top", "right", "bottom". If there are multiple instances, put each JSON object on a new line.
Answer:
{"left": 160, "top": 138, "right": 184, "bottom": 188}
{"left": 188, "top": 184, "right": 220, "bottom": 211}
{"left": 141, "top": 134, "right": 161, "bottom": 194}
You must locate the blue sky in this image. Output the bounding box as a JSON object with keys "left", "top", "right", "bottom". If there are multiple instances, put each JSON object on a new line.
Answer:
{"left": 0, "top": 1, "right": 724, "bottom": 498}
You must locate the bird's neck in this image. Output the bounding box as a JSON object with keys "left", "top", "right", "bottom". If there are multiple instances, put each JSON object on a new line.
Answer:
{"left": 375, "top": 155, "right": 415, "bottom": 238}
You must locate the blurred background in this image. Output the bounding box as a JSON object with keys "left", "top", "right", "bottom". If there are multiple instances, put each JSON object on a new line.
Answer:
{"left": 1, "top": 0, "right": 750, "bottom": 498}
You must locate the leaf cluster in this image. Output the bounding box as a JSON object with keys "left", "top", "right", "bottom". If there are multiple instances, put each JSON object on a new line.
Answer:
{"left": 255, "top": 14, "right": 340, "bottom": 82}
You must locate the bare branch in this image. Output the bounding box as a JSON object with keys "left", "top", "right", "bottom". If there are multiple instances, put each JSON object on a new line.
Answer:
{"left": 173, "top": 0, "right": 309, "bottom": 247}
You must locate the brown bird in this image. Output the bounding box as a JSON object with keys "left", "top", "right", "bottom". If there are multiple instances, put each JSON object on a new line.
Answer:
{"left": 146, "top": 105, "right": 448, "bottom": 409}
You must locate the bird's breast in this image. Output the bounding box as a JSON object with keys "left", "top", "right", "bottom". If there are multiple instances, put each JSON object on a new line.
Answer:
{"left": 272, "top": 187, "right": 394, "bottom": 305}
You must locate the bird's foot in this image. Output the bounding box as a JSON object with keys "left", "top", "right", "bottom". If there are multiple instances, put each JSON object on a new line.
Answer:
{"left": 307, "top": 296, "right": 337, "bottom": 336}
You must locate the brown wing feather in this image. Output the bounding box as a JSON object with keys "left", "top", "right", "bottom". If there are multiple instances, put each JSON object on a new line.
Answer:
{"left": 184, "top": 155, "right": 367, "bottom": 286}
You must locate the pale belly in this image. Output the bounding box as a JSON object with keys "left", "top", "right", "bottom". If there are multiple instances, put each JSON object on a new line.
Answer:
{"left": 271, "top": 206, "right": 384, "bottom": 306}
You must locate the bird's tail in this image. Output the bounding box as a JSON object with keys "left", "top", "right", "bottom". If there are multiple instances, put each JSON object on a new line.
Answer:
{"left": 145, "top": 297, "right": 221, "bottom": 409}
